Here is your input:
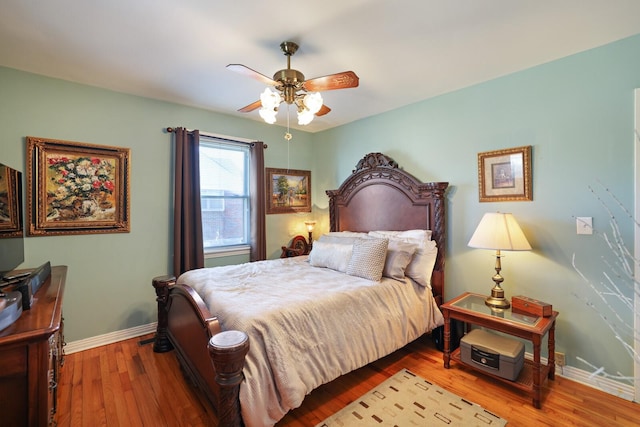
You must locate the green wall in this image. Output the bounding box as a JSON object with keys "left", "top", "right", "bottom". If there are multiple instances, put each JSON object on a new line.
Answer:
{"left": 0, "top": 66, "right": 314, "bottom": 342}
{"left": 1, "top": 33, "right": 638, "bottom": 382}
{"left": 313, "top": 34, "right": 640, "bottom": 379}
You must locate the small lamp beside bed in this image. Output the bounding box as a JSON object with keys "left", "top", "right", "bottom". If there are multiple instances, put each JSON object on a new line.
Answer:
{"left": 468, "top": 212, "right": 532, "bottom": 309}
{"left": 304, "top": 220, "right": 316, "bottom": 250}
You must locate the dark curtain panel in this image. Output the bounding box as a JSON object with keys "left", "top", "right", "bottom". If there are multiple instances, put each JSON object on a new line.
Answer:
{"left": 173, "top": 127, "right": 204, "bottom": 276}
{"left": 250, "top": 141, "right": 266, "bottom": 261}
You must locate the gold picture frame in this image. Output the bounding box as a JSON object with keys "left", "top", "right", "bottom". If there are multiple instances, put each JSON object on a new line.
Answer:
{"left": 478, "top": 145, "right": 532, "bottom": 202}
{"left": 266, "top": 168, "right": 311, "bottom": 214}
{"left": 26, "top": 136, "right": 131, "bottom": 236}
{"left": 0, "top": 163, "right": 23, "bottom": 238}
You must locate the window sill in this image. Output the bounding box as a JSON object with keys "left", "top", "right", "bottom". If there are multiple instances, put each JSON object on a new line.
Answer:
{"left": 204, "top": 245, "right": 250, "bottom": 259}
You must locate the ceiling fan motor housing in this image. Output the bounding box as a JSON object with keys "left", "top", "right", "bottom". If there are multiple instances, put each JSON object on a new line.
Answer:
{"left": 273, "top": 69, "right": 305, "bottom": 86}
{"left": 273, "top": 69, "right": 305, "bottom": 104}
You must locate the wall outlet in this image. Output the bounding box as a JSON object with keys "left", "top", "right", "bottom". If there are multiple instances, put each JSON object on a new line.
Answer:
{"left": 555, "top": 352, "right": 566, "bottom": 366}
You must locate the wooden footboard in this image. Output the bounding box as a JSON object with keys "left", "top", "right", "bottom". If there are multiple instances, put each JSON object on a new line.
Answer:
{"left": 152, "top": 276, "right": 248, "bottom": 427}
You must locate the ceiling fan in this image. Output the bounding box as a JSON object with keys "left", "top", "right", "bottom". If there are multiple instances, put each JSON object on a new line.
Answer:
{"left": 227, "top": 41, "right": 359, "bottom": 126}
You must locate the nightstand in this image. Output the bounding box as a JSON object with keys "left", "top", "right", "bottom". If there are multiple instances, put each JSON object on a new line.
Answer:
{"left": 440, "top": 292, "right": 558, "bottom": 409}
{"left": 280, "top": 235, "right": 309, "bottom": 258}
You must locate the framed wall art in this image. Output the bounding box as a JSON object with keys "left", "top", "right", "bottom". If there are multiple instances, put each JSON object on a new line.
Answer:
{"left": 0, "top": 163, "right": 23, "bottom": 238}
{"left": 477, "top": 145, "right": 532, "bottom": 202}
{"left": 26, "top": 136, "right": 131, "bottom": 236}
{"left": 266, "top": 168, "right": 311, "bottom": 214}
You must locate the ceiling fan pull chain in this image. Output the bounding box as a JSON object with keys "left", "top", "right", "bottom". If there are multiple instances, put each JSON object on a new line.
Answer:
{"left": 287, "top": 137, "right": 291, "bottom": 171}
{"left": 285, "top": 104, "right": 292, "bottom": 170}
{"left": 284, "top": 103, "right": 293, "bottom": 142}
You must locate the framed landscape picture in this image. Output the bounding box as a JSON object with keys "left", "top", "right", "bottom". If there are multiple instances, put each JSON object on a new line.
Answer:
{"left": 26, "top": 136, "right": 131, "bottom": 236}
{"left": 478, "top": 145, "right": 532, "bottom": 202}
{"left": 266, "top": 168, "right": 311, "bottom": 214}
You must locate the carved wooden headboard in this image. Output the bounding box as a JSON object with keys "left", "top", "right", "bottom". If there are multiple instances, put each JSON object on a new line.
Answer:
{"left": 326, "top": 152, "right": 448, "bottom": 304}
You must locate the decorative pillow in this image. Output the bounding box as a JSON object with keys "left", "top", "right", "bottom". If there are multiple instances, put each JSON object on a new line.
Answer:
{"left": 369, "top": 231, "right": 437, "bottom": 288}
{"left": 346, "top": 237, "right": 389, "bottom": 281}
{"left": 404, "top": 239, "right": 438, "bottom": 288}
{"left": 308, "top": 240, "right": 353, "bottom": 272}
{"left": 383, "top": 240, "right": 418, "bottom": 281}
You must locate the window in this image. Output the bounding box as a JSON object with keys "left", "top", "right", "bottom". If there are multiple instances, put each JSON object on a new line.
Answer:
{"left": 199, "top": 137, "right": 250, "bottom": 251}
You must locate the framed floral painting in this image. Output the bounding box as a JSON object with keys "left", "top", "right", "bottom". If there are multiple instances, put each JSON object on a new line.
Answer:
{"left": 0, "top": 163, "right": 23, "bottom": 238}
{"left": 266, "top": 168, "right": 311, "bottom": 214}
{"left": 477, "top": 145, "right": 532, "bottom": 202}
{"left": 26, "top": 137, "right": 131, "bottom": 236}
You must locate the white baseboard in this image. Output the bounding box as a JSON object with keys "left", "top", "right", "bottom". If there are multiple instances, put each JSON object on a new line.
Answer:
{"left": 64, "top": 322, "right": 157, "bottom": 354}
{"left": 556, "top": 364, "right": 635, "bottom": 402}
{"left": 524, "top": 352, "right": 635, "bottom": 402}
{"left": 65, "top": 325, "right": 635, "bottom": 402}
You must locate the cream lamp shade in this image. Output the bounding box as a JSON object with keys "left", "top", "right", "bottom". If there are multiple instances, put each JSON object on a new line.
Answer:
{"left": 468, "top": 212, "right": 531, "bottom": 309}
{"left": 468, "top": 212, "right": 532, "bottom": 251}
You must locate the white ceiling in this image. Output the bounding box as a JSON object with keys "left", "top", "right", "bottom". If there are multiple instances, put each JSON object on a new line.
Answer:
{"left": 2, "top": 0, "right": 640, "bottom": 133}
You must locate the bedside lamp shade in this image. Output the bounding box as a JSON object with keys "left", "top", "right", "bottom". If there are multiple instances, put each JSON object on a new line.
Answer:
{"left": 468, "top": 213, "right": 531, "bottom": 309}
{"left": 468, "top": 213, "right": 531, "bottom": 252}
{"left": 304, "top": 220, "right": 316, "bottom": 249}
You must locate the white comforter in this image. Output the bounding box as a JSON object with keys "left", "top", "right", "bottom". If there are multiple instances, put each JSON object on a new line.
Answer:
{"left": 177, "top": 256, "right": 444, "bottom": 427}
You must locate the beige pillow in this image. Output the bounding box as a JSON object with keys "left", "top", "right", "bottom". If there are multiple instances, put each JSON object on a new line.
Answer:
{"left": 369, "top": 230, "right": 437, "bottom": 288}
{"left": 309, "top": 240, "right": 353, "bottom": 272}
{"left": 404, "top": 239, "right": 438, "bottom": 288}
{"left": 323, "top": 231, "right": 369, "bottom": 238}
{"left": 346, "top": 237, "right": 389, "bottom": 281}
{"left": 383, "top": 240, "right": 418, "bottom": 281}
{"left": 318, "top": 234, "right": 362, "bottom": 245}
{"left": 368, "top": 229, "right": 432, "bottom": 241}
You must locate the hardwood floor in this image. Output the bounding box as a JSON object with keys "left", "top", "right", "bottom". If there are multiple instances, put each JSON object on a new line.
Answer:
{"left": 57, "top": 333, "right": 638, "bottom": 426}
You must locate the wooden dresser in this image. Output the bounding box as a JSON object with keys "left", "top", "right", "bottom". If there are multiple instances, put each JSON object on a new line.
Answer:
{"left": 0, "top": 265, "right": 66, "bottom": 426}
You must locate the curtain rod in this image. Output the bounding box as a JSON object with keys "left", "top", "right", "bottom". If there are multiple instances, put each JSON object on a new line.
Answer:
{"left": 165, "top": 127, "right": 261, "bottom": 145}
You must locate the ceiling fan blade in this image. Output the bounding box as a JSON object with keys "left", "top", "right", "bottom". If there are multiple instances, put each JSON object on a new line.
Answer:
{"left": 238, "top": 100, "right": 262, "bottom": 113}
{"left": 227, "top": 64, "right": 277, "bottom": 86}
{"left": 316, "top": 104, "right": 331, "bottom": 116}
{"left": 303, "top": 71, "right": 359, "bottom": 92}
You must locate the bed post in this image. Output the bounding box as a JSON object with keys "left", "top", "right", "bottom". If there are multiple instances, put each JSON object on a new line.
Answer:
{"left": 209, "top": 331, "right": 250, "bottom": 427}
{"left": 152, "top": 275, "right": 176, "bottom": 353}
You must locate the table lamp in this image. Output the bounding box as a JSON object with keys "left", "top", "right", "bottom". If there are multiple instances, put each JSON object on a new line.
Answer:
{"left": 304, "top": 220, "right": 316, "bottom": 250}
{"left": 468, "top": 212, "right": 531, "bottom": 309}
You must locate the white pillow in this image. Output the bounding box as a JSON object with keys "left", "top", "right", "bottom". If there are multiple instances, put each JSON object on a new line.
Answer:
{"left": 318, "top": 234, "right": 362, "bottom": 245}
{"left": 369, "top": 231, "right": 437, "bottom": 288}
{"left": 308, "top": 240, "right": 353, "bottom": 272}
{"left": 404, "top": 239, "right": 438, "bottom": 288}
{"left": 323, "top": 231, "right": 369, "bottom": 238}
{"left": 369, "top": 229, "right": 432, "bottom": 241}
{"left": 383, "top": 239, "right": 418, "bottom": 281}
{"left": 346, "top": 237, "right": 389, "bottom": 281}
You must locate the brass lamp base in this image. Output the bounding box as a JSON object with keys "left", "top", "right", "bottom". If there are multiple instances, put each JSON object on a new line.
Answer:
{"left": 485, "top": 285, "right": 511, "bottom": 309}
{"left": 484, "top": 250, "right": 511, "bottom": 309}
{"left": 485, "top": 295, "right": 511, "bottom": 309}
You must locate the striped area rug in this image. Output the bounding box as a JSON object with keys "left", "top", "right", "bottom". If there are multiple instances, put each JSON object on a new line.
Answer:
{"left": 316, "top": 368, "right": 508, "bottom": 426}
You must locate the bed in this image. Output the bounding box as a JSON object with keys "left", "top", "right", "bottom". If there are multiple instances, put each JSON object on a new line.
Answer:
{"left": 152, "top": 152, "right": 449, "bottom": 426}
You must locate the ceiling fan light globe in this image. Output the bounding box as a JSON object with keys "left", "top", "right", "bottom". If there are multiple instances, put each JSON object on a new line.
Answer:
{"left": 303, "top": 92, "right": 323, "bottom": 114}
{"left": 260, "top": 88, "right": 281, "bottom": 110}
{"left": 259, "top": 107, "right": 277, "bottom": 124}
{"left": 297, "top": 108, "right": 314, "bottom": 125}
